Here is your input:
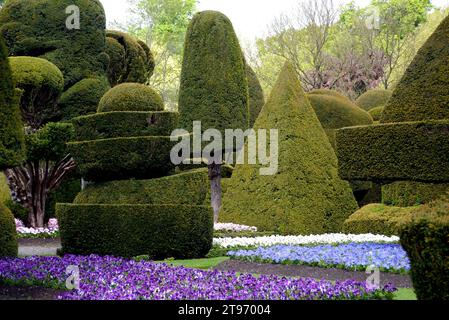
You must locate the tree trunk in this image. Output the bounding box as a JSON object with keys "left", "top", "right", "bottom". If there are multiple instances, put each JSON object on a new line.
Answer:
{"left": 208, "top": 163, "right": 222, "bottom": 223}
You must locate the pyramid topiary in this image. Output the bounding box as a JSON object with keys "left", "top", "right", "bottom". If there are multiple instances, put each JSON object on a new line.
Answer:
{"left": 246, "top": 65, "right": 265, "bottom": 127}
{"left": 356, "top": 89, "right": 392, "bottom": 111}
{"left": 220, "top": 63, "right": 358, "bottom": 235}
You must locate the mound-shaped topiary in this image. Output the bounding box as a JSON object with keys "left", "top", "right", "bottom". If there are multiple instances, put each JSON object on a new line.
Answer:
{"left": 220, "top": 63, "right": 358, "bottom": 235}
{"left": 98, "top": 83, "right": 164, "bottom": 112}
{"left": 368, "top": 106, "right": 384, "bottom": 122}
{"left": 58, "top": 77, "right": 110, "bottom": 121}
{"left": 9, "top": 56, "right": 64, "bottom": 128}
{"left": 356, "top": 89, "right": 392, "bottom": 111}
{"left": 246, "top": 65, "right": 265, "bottom": 127}
{"left": 0, "top": 204, "right": 18, "bottom": 257}
{"left": 381, "top": 15, "right": 449, "bottom": 123}
{"left": 0, "top": 35, "right": 24, "bottom": 170}
{"left": 382, "top": 181, "right": 449, "bottom": 207}
{"left": 308, "top": 89, "right": 348, "bottom": 100}
{"left": 57, "top": 203, "right": 213, "bottom": 259}
{"left": 178, "top": 11, "right": 249, "bottom": 133}
{"left": 106, "top": 31, "right": 155, "bottom": 85}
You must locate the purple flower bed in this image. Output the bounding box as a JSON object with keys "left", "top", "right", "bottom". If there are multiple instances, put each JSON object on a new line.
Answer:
{"left": 228, "top": 243, "right": 410, "bottom": 273}
{"left": 0, "top": 255, "right": 396, "bottom": 300}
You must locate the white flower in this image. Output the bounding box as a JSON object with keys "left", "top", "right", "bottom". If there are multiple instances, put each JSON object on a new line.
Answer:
{"left": 214, "top": 223, "right": 257, "bottom": 232}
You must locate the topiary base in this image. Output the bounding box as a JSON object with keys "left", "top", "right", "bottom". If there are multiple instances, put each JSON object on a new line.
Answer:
{"left": 382, "top": 181, "right": 449, "bottom": 207}
{"left": 0, "top": 204, "right": 18, "bottom": 257}
{"left": 57, "top": 203, "right": 213, "bottom": 259}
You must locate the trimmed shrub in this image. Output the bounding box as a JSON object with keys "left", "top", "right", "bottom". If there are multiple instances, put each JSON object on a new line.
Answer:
{"left": 220, "top": 63, "right": 358, "bottom": 235}
{"left": 9, "top": 56, "right": 64, "bottom": 128}
{"left": 0, "top": 173, "right": 10, "bottom": 204}
{"left": 106, "top": 31, "right": 155, "bottom": 85}
{"left": 57, "top": 203, "right": 213, "bottom": 259}
{"left": 0, "top": 35, "right": 24, "bottom": 170}
{"left": 400, "top": 195, "right": 449, "bottom": 300}
{"left": 343, "top": 203, "right": 418, "bottom": 236}
{"left": 105, "top": 37, "right": 126, "bottom": 86}
{"left": 308, "top": 89, "right": 348, "bottom": 100}
{"left": 337, "top": 120, "right": 449, "bottom": 182}
{"left": 58, "top": 77, "right": 110, "bottom": 121}
{"left": 351, "top": 181, "right": 382, "bottom": 207}
{"left": 368, "top": 106, "right": 384, "bottom": 122}
{"left": 382, "top": 15, "right": 449, "bottom": 123}
{"left": 45, "top": 176, "right": 81, "bottom": 219}
{"left": 0, "top": 204, "right": 18, "bottom": 257}
{"left": 68, "top": 136, "right": 175, "bottom": 182}
{"left": 246, "top": 65, "right": 265, "bottom": 127}
{"left": 98, "top": 83, "right": 164, "bottom": 112}
{"left": 382, "top": 181, "right": 449, "bottom": 207}
{"left": 74, "top": 169, "right": 210, "bottom": 205}
{"left": 356, "top": 89, "right": 392, "bottom": 111}
{"left": 178, "top": 11, "right": 249, "bottom": 133}
{"left": 72, "top": 111, "right": 179, "bottom": 141}
{"left": 0, "top": 0, "right": 108, "bottom": 89}
{"left": 4, "top": 199, "right": 28, "bottom": 223}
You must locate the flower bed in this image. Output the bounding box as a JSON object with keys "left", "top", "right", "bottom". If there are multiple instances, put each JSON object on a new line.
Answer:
{"left": 15, "top": 219, "right": 59, "bottom": 239}
{"left": 213, "top": 233, "right": 399, "bottom": 249}
{"left": 214, "top": 223, "right": 257, "bottom": 233}
{"left": 0, "top": 255, "right": 396, "bottom": 300}
{"left": 228, "top": 243, "right": 410, "bottom": 274}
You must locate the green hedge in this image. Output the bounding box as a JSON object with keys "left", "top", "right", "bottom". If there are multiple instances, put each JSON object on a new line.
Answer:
{"left": 68, "top": 136, "right": 175, "bottom": 181}
{"left": 368, "top": 106, "right": 384, "bottom": 122}
{"left": 72, "top": 111, "right": 179, "bottom": 141}
{"left": 356, "top": 89, "right": 392, "bottom": 111}
{"left": 0, "top": 204, "right": 18, "bottom": 257}
{"left": 308, "top": 89, "right": 348, "bottom": 100}
{"left": 57, "top": 203, "right": 213, "bottom": 259}
{"left": 246, "top": 65, "right": 265, "bottom": 127}
{"left": 45, "top": 176, "right": 81, "bottom": 219}
{"left": 98, "top": 83, "right": 164, "bottom": 112}
{"left": 336, "top": 120, "right": 449, "bottom": 182}
{"left": 74, "top": 169, "right": 209, "bottom": 205}
{"left": 343, "top": 203, "right": 418, "bottom": 236}
{"left": 105, "top": 37, "right": 126, "bottom": 86}
{"left": 400, "top": 196, "right": 449, "bottom": 300}
{"left": 382, "top": 181, "right": 449, "bottom": 207}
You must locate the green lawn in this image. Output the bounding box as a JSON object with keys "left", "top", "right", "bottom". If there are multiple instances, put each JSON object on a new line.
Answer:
{"left": 156, "top": 256, "right": 230, "bottom": 269}
{"left": 394, "top": 288, "right": 417, "bottom": 300}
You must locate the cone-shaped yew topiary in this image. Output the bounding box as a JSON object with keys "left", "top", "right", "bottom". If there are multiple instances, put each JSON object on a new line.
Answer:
{"left": 247, "top": 65, "right": 265, "bottom": 127}
{"left": 220, "top": 63, "right": 358, "bottom": 235}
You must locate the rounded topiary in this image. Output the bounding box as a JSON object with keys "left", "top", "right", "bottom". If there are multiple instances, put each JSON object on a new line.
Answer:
{"left": 0, "top": 34, "right": 25, "bottom": 169}
{"left": 0, "top": 204, "right": 18, "bottom": 257}
{"left": 178, "top": 11, "right": 249, "bottom": 133}
{"left": 9, "top": 56, "right": 64, "bottom": 128}
{"left": 309, "top": 89, "right": 348, "bottom": 100}
{"left": 105, "top": 37, "right": 126, "bottom": 86}
{"left": 98, "top": 83, "right": 164, "bottom": 112}
{"left": 356, "top": 89, "right": 392, "bottom": 111}
{"left": 246, "top": 65, "right": 265, "bottom": 127}
{"left": 368, "top": 106, "right": 384, "bottom": 122}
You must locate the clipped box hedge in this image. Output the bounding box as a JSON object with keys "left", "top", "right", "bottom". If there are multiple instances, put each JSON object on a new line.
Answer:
{"left": 71, "top": 111, "right": 179, "bottom": 141}
{"left": 400, "top": 197, "right": 449, "bottom": 300}
{"left": 68, "top": 136, "right": 175, "bottom": 182}
{"left": 0, "top": 204, "right": 17, "bottom": 257}
{"left": 74, "top": 169, "right": 210, "bottom": 205}
{"left": 336, "top": 120, "right": 449, "bottom": 182}
{"left": 57, "top": 203, "right": 214, "bottom": 259}
{"left": 382, "top": 181, "right": 449, "bottom": 207}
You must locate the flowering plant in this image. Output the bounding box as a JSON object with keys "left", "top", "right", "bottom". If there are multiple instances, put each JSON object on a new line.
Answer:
{"left": 214, "top": 223, "right": 257, "bottom": 232}
{"left": 15, "top": 218, "right": 59, "bottom": 238}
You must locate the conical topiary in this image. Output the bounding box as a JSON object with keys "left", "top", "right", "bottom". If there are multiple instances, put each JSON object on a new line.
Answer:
{"left": 381, "top": 15, "right": 449, "bottom": 123}
{"left": 220, "top": 63, "right": 358, "bottom": 235}
{"left": 246, "top": 65, "right": 265, "bottom": 127}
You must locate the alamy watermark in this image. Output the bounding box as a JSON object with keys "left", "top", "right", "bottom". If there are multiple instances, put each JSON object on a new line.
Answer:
{"left": 66, "top": 5, "right": 80, "bottom": 30}
{"left": 66, "top": 265, "right": 80, "bottom": 290}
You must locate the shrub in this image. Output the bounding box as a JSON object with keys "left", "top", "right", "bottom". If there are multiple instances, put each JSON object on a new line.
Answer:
{"left": 58, "top": 77, "right": 110, "bottom": 121}
{"left": 382, "top": 15, "right": 449, "bottom": 123}
{"left": 72, "top": 111, "right": 179, "bottom": 141}
{"left": 45, "top": 176, "right": 81, "bottom": 219}
{"left": 400, "top": 195, "right": 449, "bottom": 300}
{"left": 9, "top": 56, "right": 64, "bottom": 128}
{"left": 382, "top": 181, "right": 449, "bottom": 207}
{"left": 246, "top": 65, "right": 265, "bottom": 127}
{"left": 105, "top": 37, "right": 126, "bottom": 86}
{"left": 0, "top": 204, "right": 18, "bottom": 257}
{"left": 220, "top": 63, "right": 358, "bottom": 235}
{"left": 57, "top": 203, "right": 214, "bottom": 259}
{"left": 106, "top": 31, "right": 155, "bottom": 85}
{"left": 67, "top": 136, "right": 175, "bottom": 182}
{"left": 178, "top": 11, "right": 249, "bottom": 133}
{"left": 74, "top": 169, "right": 210, "bottom": 205}
{"left": 98, "top": 83, "right": 164, "bottom": 112}
{"left": 308, "top": 89, "right": 348, "bottom": 100}
{"left": 0, "top": 35, "right": 24, "bottom": 170}
{"left": 356, "top": 89, "right": 392, "bottom": 111}
{"left": 0, "top": 173, "right": 10, "bottom": 204}
{"left": 343, "top": 204, "right": 419, "bottom": 236}
{"left": 368, "top": 106, "right": 384, "bottom": 122}
{"left": 4, "top": 199, "right": 28, "bottom": 223}
{"left": 336, "top": 120, "right": 449, "bottom": 182}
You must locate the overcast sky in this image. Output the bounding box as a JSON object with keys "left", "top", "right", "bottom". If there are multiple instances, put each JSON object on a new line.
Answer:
{"left": 100, "top": 0, "right": 449, "bottom": 42}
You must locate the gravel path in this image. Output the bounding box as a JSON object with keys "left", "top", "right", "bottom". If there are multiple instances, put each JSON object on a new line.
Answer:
{"left": 213, "top": 260, "right": 413, "bottom": 288}
{"left": 18, "top": 238, "right": 61, "bottom": 257}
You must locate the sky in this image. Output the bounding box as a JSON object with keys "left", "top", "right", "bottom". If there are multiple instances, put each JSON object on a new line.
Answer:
{"left": 100, "top": 0, "right": 449, "bottom": 42}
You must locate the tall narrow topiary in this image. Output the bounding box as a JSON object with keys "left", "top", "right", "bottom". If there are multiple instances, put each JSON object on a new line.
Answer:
{"left": 178, "top": 11, "right": 249, "bottom": 221}
{"left": 220, "top": 63, "right": 358, "bottom": 235}
{"left": 246, "top": 65, "right": 265, "bottom": 127}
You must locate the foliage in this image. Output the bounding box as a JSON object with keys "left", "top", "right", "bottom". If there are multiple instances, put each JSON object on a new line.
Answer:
{"left": 57, "top": 203, "right": 213, "bottom": 259}
{"left": 337, "top": 120, "right": 449, "bottom": 182}
{"left": 246, "top": 65, "right": 265, "bottom": 127}
{"left": 368, "top": 106, "right": 384, "bottom": 121}
{"left": 0, "top": 173, "right": 10, "bottom": 204}
{"left": 400, "top": 195, "right": 449, "bottom": 300}
{"left": 382, "top": 181, "right": 449, "bottom": 207}
{"left": 98, "top": 83, "right": 164, "bottom": 112}
{"left": 356, "top": 89, "right": 392, "bottom": 111}
{"left": 45, "top": 176, "right": 81, "bottom": 219}
{"left": 0, "top": 204, "right": 17, "bottom": 257}
{"left": 220, "top": 63, "right": 358, "bottom": 235}
{"left": 0, "top": 34, "right": 24, "bottom": 170}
